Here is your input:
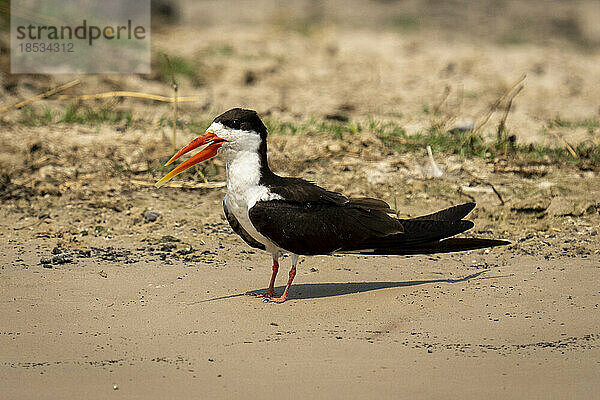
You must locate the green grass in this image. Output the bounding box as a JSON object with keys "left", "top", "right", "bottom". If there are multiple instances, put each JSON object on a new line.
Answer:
{"left": 265, "top": 117, "right": 600, "bottom": 167}
{"left": 15, "top": 106, "right": 600, "bottom": 169}
{"left": 378, "top": 126, "right": 493, "bottom": 158}
{"left": 388, "top": 126, "right": 598, "bottom": 165}
{"left": 547, "top": 116, "right": 599, "bottom": 133}
{"left": 60, "top": 103, "right": 132, "bottom": 126}
{"left": 18, "top": 106, "right": 53, "bottom": 126}
{"left": 19, "top": 103, "right": 132, "bottom": 127}
{"left": 156, "top": 54, "right": 204, "bottom": 87}
{"left": 264, "top": 118, "right": 367, "bottom": 140}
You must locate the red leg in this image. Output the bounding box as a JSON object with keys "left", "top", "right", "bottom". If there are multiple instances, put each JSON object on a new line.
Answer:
{"left": 268, "top": 254, "right": 299, "bottom": 303}
{"left": 251, "top": 257, "right": 279, "bottom": 298}
{"left": 268, "top": 265, "right": 296, "bottom": 303}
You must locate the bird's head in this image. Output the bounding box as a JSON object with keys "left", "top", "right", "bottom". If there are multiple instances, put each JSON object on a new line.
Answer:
{"left": 155, "top": 108, "right": 267, "bottom": 187}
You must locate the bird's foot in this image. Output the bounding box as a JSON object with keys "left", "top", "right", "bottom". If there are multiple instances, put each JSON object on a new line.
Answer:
{"left": 266, "top": 294, "right": 287, "bottom": 303}
{"left": 250, "top": 288, "right": 275, "bottom": 298}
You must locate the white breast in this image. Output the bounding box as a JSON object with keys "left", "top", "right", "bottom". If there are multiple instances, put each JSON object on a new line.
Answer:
{"left": 223, "top": 150, "right": 282, "bottom": 253}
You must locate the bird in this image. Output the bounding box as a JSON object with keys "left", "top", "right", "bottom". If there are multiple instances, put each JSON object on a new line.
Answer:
{"left": 156, "top": 108, "right": 508, "bottom": 303}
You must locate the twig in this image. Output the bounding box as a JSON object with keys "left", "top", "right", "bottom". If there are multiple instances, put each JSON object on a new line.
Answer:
{"left": 560, "top": 137, "right": 578, "bottom": 158}
{"left": 428, "top": 85, "right": 456, "bottom": 132}
{"left": 489, "top": 183, "right": 505, "bottom": 205}
{"left": 130, "top": 179, "right": 225, "bottom": 189}
{"left": 457, "top": 187, "right": 476, "bottom": 202}
{"left": 0, "top": 79, "right": 81, "bottom": 114}
{"left": 461, "top": 169, "right": 505, "bottom": 205}
{"left": 432, "top": 85, "right": 451, "bottom": 115}
{"left": 163, "top": 54, "right": 179, "bottom": 154}
{"left": 547, "top": 131, "right": 578, "bottom": 158}
{"left": 14, "top": 220, "right": 44, "bottom": 230}
{"left": 496, "top": 84, "right": 524, "bottom": 143}
{"left": 58, "top": 91, "right": 199, "bottom": 103}
{"left": 173, "top": 88, "right": 179, "bottom": 154}
{"left": 471, "top": 74, "right": 526, "bottom": 136}
{"left": 161, "top": 54, "right": 207, "bottom": 182}
{"left": 14, "top": 214, "right": 51, "bottom": 230}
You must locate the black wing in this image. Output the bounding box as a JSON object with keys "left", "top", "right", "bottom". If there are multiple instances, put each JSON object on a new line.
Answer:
{"left": 266, "top": 176, "right": 350, "bottom": 205}
{"left": 248, "top": 199, "right": 404, "bottom": 255}
{"left": 263, "top": 175, "right": 392, "bottom": 210}
{"left": 223, "top": 199, "right": 265, "bottom": 250}
{"left": 249, "top": 194, "right": 507, "bottom": 255}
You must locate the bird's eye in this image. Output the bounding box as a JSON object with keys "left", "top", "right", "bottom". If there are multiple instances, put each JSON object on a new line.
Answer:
{"left": 230, "top": 119, "right": 241, "bottom": 129}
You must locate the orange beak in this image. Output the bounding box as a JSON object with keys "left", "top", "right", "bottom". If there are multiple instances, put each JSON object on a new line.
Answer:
{"left": 155, "top": 132, "right": 226, "bottom": 187}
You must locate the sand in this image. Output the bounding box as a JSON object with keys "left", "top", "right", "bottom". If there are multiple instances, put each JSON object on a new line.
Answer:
{"left": 1, "top": 0, "right": 600, "bottom": 397}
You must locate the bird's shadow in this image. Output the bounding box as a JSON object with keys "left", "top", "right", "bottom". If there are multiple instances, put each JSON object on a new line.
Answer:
{"left": 194, "top": 271, "right": 486, "bottom": 303}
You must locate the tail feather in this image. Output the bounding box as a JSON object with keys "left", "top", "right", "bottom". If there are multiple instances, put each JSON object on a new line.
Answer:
{"left": 358, "top": 219, "right": 473, "bottom": 249}
{"left": 400, "top": 219, "right": 473, "bottom": 242}
{"left": 340, "top": 202, "right": 509, "bottom": 254}
{"left": 412, "top": 202, "right": 476, "bottom": 221}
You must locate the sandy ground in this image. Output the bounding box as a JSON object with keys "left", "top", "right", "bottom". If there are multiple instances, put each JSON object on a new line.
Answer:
{"left": 2, "top": 1, "right": 600, "bottom": 398}
{"left": 2, "top": 240, "right": 599, "bottom": 399}
{"left": 1, "top": 123, "right": 599, "bottom": 398}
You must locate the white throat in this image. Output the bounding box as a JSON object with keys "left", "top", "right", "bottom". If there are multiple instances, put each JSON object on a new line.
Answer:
{"left": 207, "top": 121, "right": 282, "bottom": 252}
{"left": 225, "top": 150, "right": 262, "bottom": 197}
{"left": 205, "top": 120, "right": 266, "bottom": 201}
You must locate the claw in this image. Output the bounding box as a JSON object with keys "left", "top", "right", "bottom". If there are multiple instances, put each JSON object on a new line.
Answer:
{"left": 250, "top": 289, "right": 275, "bottom": 298}
{"left": 267, "top": 295, "right": 288, "bottom": 303}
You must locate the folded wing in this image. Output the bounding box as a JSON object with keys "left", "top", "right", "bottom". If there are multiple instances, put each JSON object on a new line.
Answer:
{"left": 249, "top": 194, "right": 507, "bottom": 256}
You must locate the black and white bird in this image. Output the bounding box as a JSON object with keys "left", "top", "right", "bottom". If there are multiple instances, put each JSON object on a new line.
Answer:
{"left": 156, "top": 108, "right": 507, "bottom": 303}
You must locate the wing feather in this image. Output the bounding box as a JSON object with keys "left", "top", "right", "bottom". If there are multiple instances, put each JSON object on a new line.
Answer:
{"left": 248, "top": 200, "right": 403, "bottom": 255}
{"left": 250, "top": 173, "right": 502, "bottom": 256}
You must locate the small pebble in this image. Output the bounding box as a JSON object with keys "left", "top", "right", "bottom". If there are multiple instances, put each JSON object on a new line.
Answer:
{"left": 160, "top": 243, "right": 177, "bottom": 252}
{"left": 159, "top": 235, "right": 179, "bottom": 243}
{"left": 143, "top": 210, "right": 160, "bottom": 223}
{"left": 52, "top": 254, "right": 73, "bottom": 265}
{"left": 78, "top": 249, "right": 92, "bottom": 258}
